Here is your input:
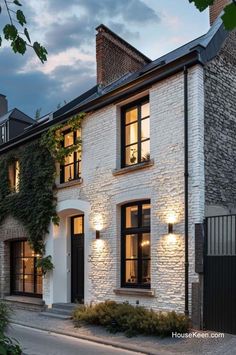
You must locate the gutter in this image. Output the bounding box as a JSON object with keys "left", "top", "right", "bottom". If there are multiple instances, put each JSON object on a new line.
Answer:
{"left": 0, "top": 50, "right": 203, "bottom": 154}
{"left": 184, "top": 66, "right": 189, "bottom": 316}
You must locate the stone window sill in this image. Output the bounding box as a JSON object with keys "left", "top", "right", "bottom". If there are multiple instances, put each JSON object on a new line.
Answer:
{"left": 56, "top": 178, "right": 83, "bottom": 189}
{"left": 114, "top": 288, "right": 155, "bottom": 297}
{"left": 112, "top": 159, "right": 154, "bottom": 176}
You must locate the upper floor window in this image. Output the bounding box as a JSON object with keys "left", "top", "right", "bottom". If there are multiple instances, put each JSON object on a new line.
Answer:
{"left": 121, "top": 200, "right": 151, "bottom": 289}
{"left": 60, "top": 129, "right": 81, "bottom": 183}
{"left": 0, "top": 124, "right": 6, "bottom": 144}
{"left": 121, "top": 97, "right": 150, "bottom": 167}
{"left": 9, "top": 160, "right": 20, "bottom": 193}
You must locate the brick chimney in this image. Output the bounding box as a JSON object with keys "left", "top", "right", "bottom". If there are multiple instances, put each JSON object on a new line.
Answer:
{"left": 96, "top": 24, "right": 151, "bottom": 87}
{"left": 0, "top": 94, "right": 8, "bottom": 117}
{"left": 210, "top": 0, "right": 230, "bottom": 26}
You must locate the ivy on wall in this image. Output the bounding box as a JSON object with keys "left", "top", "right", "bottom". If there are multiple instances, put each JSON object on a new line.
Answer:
{"left": 0, "top": 140, "right": 57, "bottom": 255}
{"left": 0, "top": 113, "right": 85, "bottom": 273}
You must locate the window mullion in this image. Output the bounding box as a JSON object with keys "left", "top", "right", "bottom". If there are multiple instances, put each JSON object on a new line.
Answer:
{"left": 138, "top": 106, "right": 141, "bottom": 163}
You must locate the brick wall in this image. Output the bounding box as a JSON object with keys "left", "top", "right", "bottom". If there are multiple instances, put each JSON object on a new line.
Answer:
{"left": 204, "top": 31, "right": 236, "bottom": 212}
{"left": 209, "top": 0, "right": 230, "bottom": 26}
{"left": 0, "top": 216, "right": 28, "bottom": 298}
{"left": 96, "top": 25, "right": 150, "bottom": 86}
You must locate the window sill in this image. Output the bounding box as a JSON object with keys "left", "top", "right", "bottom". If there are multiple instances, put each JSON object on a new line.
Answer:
{"left": 114, "top": 288, "right": 155, "bottom": 297}
{"left": 56, "top": 178, "right": 83, "bottom": 189}
{"left": 112, "top": 159, "right": 154, "bottom": 176}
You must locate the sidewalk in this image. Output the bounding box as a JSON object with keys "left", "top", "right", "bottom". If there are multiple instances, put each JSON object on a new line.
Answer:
{"left": 10, "top": 309, "right": 236, "bottom": 355}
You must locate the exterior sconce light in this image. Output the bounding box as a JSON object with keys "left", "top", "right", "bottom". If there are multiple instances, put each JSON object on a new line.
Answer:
{"left": 168, "top": 223, "right": 173, "bottom": 234}
{"left": 93, "top": 213, "right": 103, "bottom": 240}
{"left": 167, "top": 213, "right": 177, "bottom": 234}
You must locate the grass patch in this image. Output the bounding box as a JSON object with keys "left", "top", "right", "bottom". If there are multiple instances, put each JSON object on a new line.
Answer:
{"left": 73, "top": 300, "right": 189, "bottom": 337}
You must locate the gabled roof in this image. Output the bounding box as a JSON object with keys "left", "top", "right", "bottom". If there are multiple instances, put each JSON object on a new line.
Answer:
{"left": 0, "top": 15, "right": 229, "bottom": 154}
{"left": 0, "top": 108, "right": 34, "bottom": 126}
{"left": 52, "top": 16, "right": 227, "bottom": 120}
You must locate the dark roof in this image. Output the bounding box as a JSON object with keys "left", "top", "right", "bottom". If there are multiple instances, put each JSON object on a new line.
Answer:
{"left": 53, "top": 16, "right": 227, "bottom": 120}
{"left": 0, "top": 16, "right": 229, "bottom": 153}
{"left": 0, "top": 108, "right": 34, "bottom": 126}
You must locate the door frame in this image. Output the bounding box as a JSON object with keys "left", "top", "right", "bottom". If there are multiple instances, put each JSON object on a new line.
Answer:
{"left": 71, "top": 214, "right": 85, "bottom": 303}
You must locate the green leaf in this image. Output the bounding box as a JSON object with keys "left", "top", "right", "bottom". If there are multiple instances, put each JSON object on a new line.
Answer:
{"left": 33, "top": 42, "right": 48, "bottom": 63}
{"left": 0, "top": 36, "right": 2, "bottom": 47}
{"left": 24, "top": 28, "right": 31, "bottom": 43}
{"left": 13, "top": 0, "right": 22, "bottom": 5}
{"left": 3, "top": 24, "right": 18, "bottom": 40}
{"left": 16, "top": 9, "right": 26, "bottom": 26}
{"left": 11, "top": 36, "right": 26, "bottom": 55}
{"left": 189, "top": 0, "right": 214, "bottom": 12}
{"left": 222, "top": 3, "right": 236, "bottom": 30}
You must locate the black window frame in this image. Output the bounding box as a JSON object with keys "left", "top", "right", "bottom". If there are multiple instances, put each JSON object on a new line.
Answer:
{"left": 60, "top": 129, "right": 81, "bottom": 184}
{"left": 121, "top": 96, "right": 150, "bottom": 168}
{"left": 10, "top": 240, "right": 42, "bottom": 298}
{"left": 121, "top": 200, "right": 151, "bottom": 289}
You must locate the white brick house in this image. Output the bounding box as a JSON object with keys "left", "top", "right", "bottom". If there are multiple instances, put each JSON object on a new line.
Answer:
{"left": 0, "top": 0, "right": 235, "bottom": 332}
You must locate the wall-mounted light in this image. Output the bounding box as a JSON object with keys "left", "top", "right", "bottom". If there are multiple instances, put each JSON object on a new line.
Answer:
{"left": 93, "top": 213, "right": 104, "bottom": 240}
{"left": 168, "top": 223, "right": 173, "bottom": 234}
{"left": 167, "top": 213, "right": 177, "bottom": 234}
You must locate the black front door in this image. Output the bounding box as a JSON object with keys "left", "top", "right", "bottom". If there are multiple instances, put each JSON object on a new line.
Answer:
{"left": 71, "top": 215, "right": 84, "bottom": 303}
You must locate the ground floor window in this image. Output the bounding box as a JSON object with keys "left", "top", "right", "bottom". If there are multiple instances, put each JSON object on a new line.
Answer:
{"left": 11, "top": 240, "right": 42, "bottom": 297}
{"left": 121, "top": 200, "right": 151, "bottom": 288}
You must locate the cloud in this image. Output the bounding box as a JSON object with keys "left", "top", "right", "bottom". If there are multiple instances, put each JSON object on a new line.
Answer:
{"left": 0, "top": 48, "right": 95, "bottom": 117}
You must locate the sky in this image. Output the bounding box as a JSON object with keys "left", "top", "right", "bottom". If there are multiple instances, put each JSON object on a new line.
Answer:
{"left": 0, "top": 0, "right": 209, "bottom": 118}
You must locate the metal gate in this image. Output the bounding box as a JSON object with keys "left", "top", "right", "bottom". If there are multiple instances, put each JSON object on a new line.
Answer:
{"left": 204, "top": 215, "right": 236, "bottom": 334}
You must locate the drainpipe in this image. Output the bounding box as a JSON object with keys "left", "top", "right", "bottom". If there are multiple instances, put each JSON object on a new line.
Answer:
{"left": 184, "top": 66, "right": 189, "bottom": 316}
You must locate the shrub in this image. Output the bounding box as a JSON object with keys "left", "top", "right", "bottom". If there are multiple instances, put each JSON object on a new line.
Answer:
{"left": 0, "top": 302, "right": 12, "bottom": 334}
{"left": 0, "top": 334, "right": 22, "bottom": 355}
{"left": 0, "top": 302, "right": 22, "bottom": 354}
{"left": 73, "top": 300, "right": 189, "bottom": 337}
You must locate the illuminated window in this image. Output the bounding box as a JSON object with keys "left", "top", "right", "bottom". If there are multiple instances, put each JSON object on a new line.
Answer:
{"left": 121, "top": 200, "right": 151, "bottom": 288}
{"left": 60, "top": 129, "right": 81, "bottom": 183}
{"left": 9, "top": 160, "right": 20, "bottom": 192}
{"left": 121, "top": 97, "right": 150, "bottom": 167}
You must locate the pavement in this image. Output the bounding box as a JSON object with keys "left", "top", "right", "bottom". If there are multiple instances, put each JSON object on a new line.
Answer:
{"left": 9, "top": 309, "right": 236, "bottom": 355}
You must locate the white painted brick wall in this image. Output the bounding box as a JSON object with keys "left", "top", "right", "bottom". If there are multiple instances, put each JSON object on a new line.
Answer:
{"left": 46, "top": 65, "right": 205, "bottom": 313}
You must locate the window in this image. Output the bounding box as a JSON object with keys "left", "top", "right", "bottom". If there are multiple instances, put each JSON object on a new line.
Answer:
{"left": 9, "top": 160, "right": 20, "bottom": 192}
{"left": 121, "top": 200, "right": 151, "bottom": 288}
{"left": 11, "top": 240, "right": 42, "bottom": 297}
{"left": 121, "top": 97, "right": 150, "bottom": 167}
{"left": 0, "top": 124, "right": 6, "bottom": 144}
{"left": 60, "top": 129, "right": 81, "bottom": 183}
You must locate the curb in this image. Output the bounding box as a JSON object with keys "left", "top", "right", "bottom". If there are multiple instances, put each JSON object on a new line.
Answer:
{"left": 10, "top": 321, "right": 156, "bottom": 355}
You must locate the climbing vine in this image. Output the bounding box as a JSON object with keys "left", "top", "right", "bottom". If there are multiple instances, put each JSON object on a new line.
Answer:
{"left": 40, "top": 113, "right": 84, "bottom": 164}
{"left": 0, "top": 113, "right": 85, "bottom": 273}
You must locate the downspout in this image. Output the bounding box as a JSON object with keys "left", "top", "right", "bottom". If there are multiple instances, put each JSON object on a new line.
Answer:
{"left": 184, "top": 66, "right": 189, "bottom": 316}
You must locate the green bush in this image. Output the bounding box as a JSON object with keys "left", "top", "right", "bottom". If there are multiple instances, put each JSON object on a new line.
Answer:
{"left": 0, "top": 302, "right": 22, "bottom": 354}
{"left": 0, "top": 302, "right": 12, "bottom": 334}
{"left": 0, "top": 334, "right": 22, "bottom": 355}
{"left": 73, "top": 300, "right": 189, "bottom": 337}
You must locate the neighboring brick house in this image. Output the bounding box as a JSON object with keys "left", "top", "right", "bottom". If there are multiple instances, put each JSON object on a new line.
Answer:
{"left": 0, "top": 0, "right": 235, "bottom": 333}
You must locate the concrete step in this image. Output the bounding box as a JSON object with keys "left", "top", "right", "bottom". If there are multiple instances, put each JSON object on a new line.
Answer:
{"left": 4, "top": 296, "right": 45, "bottom": 312}
{"left": 40, "top": 303, "right": 80, "bottom": 320}
{"left": 52, "top": 303, "right": 77, "bottom": 311}
{"left": 40, "top": 311, "right": 71, "bottom": 320}
{"left": 45, "top": 308, "right": 73, "bottom": 316}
